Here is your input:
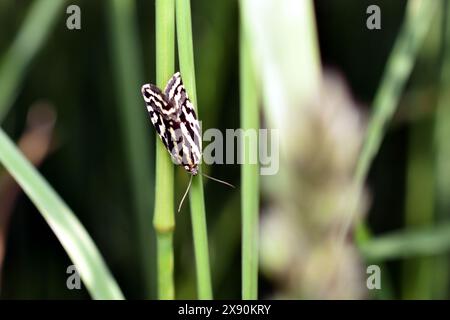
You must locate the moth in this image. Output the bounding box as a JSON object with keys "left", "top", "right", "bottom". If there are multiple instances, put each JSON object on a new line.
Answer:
{"left": 141, "top": 72, "right": 233, "bottom": 211}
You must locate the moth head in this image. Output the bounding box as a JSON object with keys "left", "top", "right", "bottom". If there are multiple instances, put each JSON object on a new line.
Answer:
{"left": 185, "top": 165, "right": 198, "bottom": 176}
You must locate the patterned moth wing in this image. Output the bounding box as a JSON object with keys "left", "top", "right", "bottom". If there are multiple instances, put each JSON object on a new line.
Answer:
{"left": 141, "top": 83, "right": 176, "bottom": 154}
{"left": 141, "top": 72, "right": 202, "bottom": 176}
{"left": 164, "top": 72, "right": 202, "bottom": 175}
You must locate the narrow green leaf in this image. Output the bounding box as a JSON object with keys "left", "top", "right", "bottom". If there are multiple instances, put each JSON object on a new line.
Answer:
{"left": 239, "top": 27, "right": 260, "bottom": 300}
{"left": 0, "top": 0, "right": 67, "bottom": 122}
{"left": 154, "top": 0, "right": 176, "bottom": 300}
{"left": 360, "top": 223, "right": 450, "bottom": 261}
{"left": 0, "top": 128, "right": 124, "bottom": 300}
{"left": 355, "top": 0, "right": 440, "bottom": 185}
{"left": 176, "top": 0, "right": 213, "bottom": 300}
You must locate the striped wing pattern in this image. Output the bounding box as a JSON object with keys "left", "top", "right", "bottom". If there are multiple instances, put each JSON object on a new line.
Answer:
{"left": 141, "top": 72, "right": 202, "bottom": 175}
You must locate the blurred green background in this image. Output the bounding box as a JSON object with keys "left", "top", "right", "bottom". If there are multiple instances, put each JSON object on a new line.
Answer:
{"left": 0, "top": 0, "right": 449, "bottom": 299}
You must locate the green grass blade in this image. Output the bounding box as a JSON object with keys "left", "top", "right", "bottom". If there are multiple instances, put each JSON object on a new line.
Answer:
{"left": 436, "top": 0, "right": 450, "bottom": 217}
{"left": 176, "top": 0, "right": 213, "bottom": 300}
{"left": 434, "top": 1, "right": 450, "bottom": 225}
{"left": 351, "top": 1, "right": 439, "bottom": 299}
{"left": 359, "top": 223, "right": 450, "bottom": 261}
{"left": 353, "top": 0, "right": 439, "bottom": 259}
{"left": 432, "top": 0, "right": 450, "bottom": 299}
{"left": 154, "top": 0, "right": 176, "bottom": 300}
{"left": 402, "top": 119, "right": 435, "bottom": 299}
{"left": 0, "top": 0, "right": 67, "bottom": 122}
{"left": 0, "top": 128, "right": 124, "bottom": 300}
{"left": 239, "top": 0, "right": 320, "bottom": 299}
{"left": 107, "top": 0, "right": 155, "bottom": 298}
{"left": 240, "top": 27, "right": 260, "bottom": 300}
{"left": 355, "top": 0, "right": 440, "bottom": 185}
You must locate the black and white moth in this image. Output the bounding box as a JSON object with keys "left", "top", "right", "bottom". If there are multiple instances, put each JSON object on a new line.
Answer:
{"left": 141, "top": 72, "right": 233, "bottom": 211}
{"left": 142, "top": 72, "right": 202, "bottom": 176}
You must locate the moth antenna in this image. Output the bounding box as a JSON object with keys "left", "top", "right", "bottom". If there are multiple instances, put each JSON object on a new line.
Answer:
{"left": 178, "top": 175, "right": 193, "bottom": 212}
{"left": 201, "top": 172, "right": 235, "bottom": 188}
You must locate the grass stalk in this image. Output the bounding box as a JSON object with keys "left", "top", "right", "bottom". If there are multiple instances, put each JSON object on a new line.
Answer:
{"left": 154, "top": 0, "right": 176, "bottom": 300}
{"left": 402, "top": 119, "right": 435, "bottom": 299}
{"left": 176, "top": 0, "right": 213, "bottom": 300}
{"left": 436, "top": 0, "right": 450, "bottom": 221}
{"left": 360, "top": 222, "right": 450, "bottom": 261}
{"left": 0, "top": 0, "right": 66, "bottom": 122}
{"left": 108, "top": 0, "right": 155, "bottom": 298}
{"left": 239, "top": 28, "right": 260, "bottom": 300}
{"left": 0, "top": 128, "right": 124, "bottom": 299}
{"left": 352, "top": 0, "right": 439, "bottom": 258}
{"left": 239, "top": 0, "right": 319, "bottom": 299}
{"left": 354, "top": 0, "right": 439, "bottom": 186}
{"left": 432, "top": 0, "right": 450, "bottom": 299}
{"left": 351, "top": 0, "right": 439, "bottom": 299}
